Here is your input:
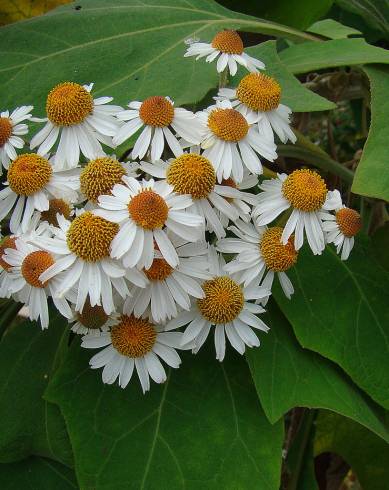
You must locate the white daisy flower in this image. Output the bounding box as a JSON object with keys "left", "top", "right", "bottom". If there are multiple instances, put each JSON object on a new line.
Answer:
{"left": 197, "top": 100, "right": 277, "bottom": 182}
{"left": 0, "top": 235, "right": 18, "bottom": 299}
{"left": 113, "top": 96, "right": 203, "bottom": 161}
{"left": 95, "top": 176, "right": 204, "bottom": 269}
{"left": 38, "top": 198, "right": 75, "bottom": 227}
{"left": 124, "top": 238, "right": 211, "bottom": 323}
{"left": 321, "top": 190, "right": 361, "bottom": 260}
{"left": 217, "top": 72, "right": 297, "bottom": 144}
{"left": 81, "top": 313, "right": 185, "bottom": 393}
{"left": 140, "top": 152, "right": 248, "bottom": 239}
{"left": 68, "top": 300, "right": 120, "bottom": 335}
{"left": 30, "top": 82, "right": 122, "bottom": 169}
{"left": 165, "top": 247, "right": 270, "bottom": 361}
{"left": 0, "top": 153, "right": 80, "bottom": 234}
{"left": 184, "top": 29, "right": 265, "bottom": 76}
{"left": 0, "top": 105, "right": 33, "bottom": 172}
{"left": 253, "top": 170, "right": 339, "bottom": 255}
{"left": 32, "top": 211, "right": 147, "bottom": 314}
{"left": 217, "top": 219, "right": 298, "bottom": 301}
{"left": 3, "top": 238, "right": 72, "bottom": 329}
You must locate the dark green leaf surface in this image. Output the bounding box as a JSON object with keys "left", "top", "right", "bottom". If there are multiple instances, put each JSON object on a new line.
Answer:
{"left": 352, "top": 65, "right": 389, "bottom": 202}
{"left": 272, "top": 239, "right": 389, "bottom": 410}
{"left": 279, "top": 38, "right": 389, "bottom": 74}
{"left": 315, "top": 411, "right": 389, "bottom": 490}
{"left": 336, "top": 0, "right": 389, "bottom": 40}
{"left": 246, "top": 41, "right": 335, "bottom": 112}
{"left": 0, "top": 0, "right": 317, "bottom": 113}
{"left": 46, "top": 341, "right": 283, "bottom": 490}
{"left": 0, "top": 456, "right": 77, "bottom": 490}
{"left": 247, "top": 303, "right": 389, "bottom": 441}
{"left": 0, "top": 316, "right": 73, "bottom": 466}
{"left": 307, "top": 19, "right": 362, "bottom": 39}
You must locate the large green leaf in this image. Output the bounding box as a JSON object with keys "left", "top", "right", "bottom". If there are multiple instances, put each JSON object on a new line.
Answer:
{"left": 247, "top": 302, "right": 389, "bottom": 441}
{"left": 46, "top": 341, "right": 283, "bottom": 489}
{"left": 0, "top": 456, "right": 77, "bottom": 489}
{"left": 279, "top": 38, "right": 389, "bottom": 74}
{"left": 272, "top": 238, "right": 389, "bottom": 410}
{"left": 0, "top": 315, "right": 73, "bottom": 467}
{"left": 246, "top": 41, "right": 335, "bottom": 112}
{"left": 0, "top": 0, "right": 318, "bottom": 112}
{"left": 336, "top": 0, "right": 389, "bottom": 41}
{"left": 307, "top": 19, "right": 362, "bottom": 39}
{"left": 352, "top": 65, "right": 389, "bottom": 202}
{"left": 315, "top": 411, "right": 389, "bottom": 490}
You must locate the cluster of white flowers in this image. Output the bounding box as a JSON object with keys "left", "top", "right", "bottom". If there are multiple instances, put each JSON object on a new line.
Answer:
{"left": 0, "top": 30, "right": 361, "bottom": 393}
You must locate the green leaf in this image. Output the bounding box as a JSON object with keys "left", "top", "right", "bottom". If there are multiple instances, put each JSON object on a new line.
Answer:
{"left": 315, "top": 411, "right": 389, "bottom": 490}
{"left": 0, "top": 0, "right": 318, "bottom": 113}
{"left": 46, "top": 341, "right": 284, "bottom": 490}
{"left": 279, "top": 38, "right": 389, "bottom": 74}
{"left": 272, "top": 238, "right": 389, "bottom": 410}
{"left": 336, "top": 0, "right": 389, "bottom": 41}
{"left": 246, "top": 302, "right": 389, "bottom": 441}
{"left": 0, "top": 456, "right": 77, "bottom": 489}
{"left": 307, "top": 19, "right": 362, "bottom": 39}
{"left": 372, "top": 223, "right": 389, "bottom": 272}
{"left": 245, "top": 41, "right": 335, "bottom": 112}
{"left": 352, "top": 65, "right": 389, "bottom": 202}
{"left": 0, "top": 315, "right": 73, "bottom": 467}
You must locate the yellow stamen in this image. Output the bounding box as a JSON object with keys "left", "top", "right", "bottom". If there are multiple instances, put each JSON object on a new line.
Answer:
{"left": 0, "top": 117, "right": 12, "bottom": 147}
{"left": 211, "top": 30, "right": 243, "bottom": 55}
{"left": 139, "top": 96, "right": 174, "bottom": 127}
{"left": 167, "top": 153, "right": 215, "bottom": 199}
{"left": 282, "top": 169, "right": 327, "bottom": 212}
{"left": 236, "top": 73, "right": 281, "bottom": 112}
{"left": 198, "top": 276, "right": 244, "bottom": 324}
{"left": 67, "top": 212, "right": 118, "bottom": 262}
{"left": 41, "top": 198, "right": 71, "bottom": 227}
{"left": 111, "top": 314, "right": 157, "bottom": 358}
{"left": 128, "top": 189, "right": 168, "bottom": 230}
{"left": 46, "top": 82, "right": 93, "bottom": 126}
{"left": 260, "top": 227, "right": 297, "bottom": 272}
{"left": 144, "top": 258, "right": 173, "bottom": 281}
{"left": 21, "top": 250, "right": 54, "bottom": 288}
{"left": 336, "top": 208, "right": 361, "bottom": 237}
{"left": 0, "top": 236, "right": 16, "bottom": 271}
{"left": 80, "top": 157, "right": 125, "bottom": 202}
{"left": 8, "top": 153, "right": 52, "bottom": 196}
{"left": 208, "top": 108, "right": 248, "bottom": 142}
{"left": 77, "top": 299, "right": 109, "bottom": 330}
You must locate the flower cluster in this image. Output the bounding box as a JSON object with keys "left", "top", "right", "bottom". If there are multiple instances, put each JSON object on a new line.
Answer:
{"left": 0, "top": 30, "right": 361, "bottom": 393}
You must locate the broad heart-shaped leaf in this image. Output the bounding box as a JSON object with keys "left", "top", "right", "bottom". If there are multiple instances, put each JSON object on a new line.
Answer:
{"left": 314, "top": 411, "right": 389, "bottom": 490}
{"left": 0, "top": 0, "right": 318, "bottom": 113}
{"left": 307, "top": 19, "right": 362, "bottom": 39}
{"left": 0, "top": 314, "right": 73, "bottom": 467}
{"left": 279, "top": 38, "right": 389, "bottom": 74}
{"left": 0, "top": 456, "right": 77, "bottom": 489}
{"left": 46, "top": 341, "right": 284, "bottom": 490}
{"left": 246, "top": 302, "right": 389, "bottom": 442}
{"left": 272, "top": 238, "right": 389, "bottom": 411}
{"left": 352, "top": 65, "right": 389, "bottom": 202}
{"left": 245, "top": 41, "right": 335, "bottom": 112}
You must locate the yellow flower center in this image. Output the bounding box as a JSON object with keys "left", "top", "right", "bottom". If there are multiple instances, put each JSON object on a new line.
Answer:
{"left": 0, "top": 236, "right": 16, "bottom": 271}
{"left": 0, "top": 117, "right": 12, "bottom": 147}
{"left": 236, "top": 73, "right": 281, "bottom": 112}
{"left": 208, "top": 108, "right": 248, "bottom": 142}
{"left": 282, "top": 169, "right": 327, "bottom": 212}
{"left": 80, "top": 157, "right": 125, "bottom": 202}
{"left": 144, "top": 258, "right": 173, "bottom": 281}
{"left": 128, "top": 189, "right": 168, "bottom": 230}
{"left": 41, "top": 198, "right": 71, "bottom": 226}
{"left": 77, "top": 299, "right": 109, "bottom": 330}
{"left": 21, "top": 250, "right": 54, "bottom": 288}
{"left": 198, "top": 276, "right": 244, "bottom": 324}
{"left": 46, "top": 82, "right": 93, "bottom": 126}
{"left": 220, "top": 177, "right": 237, "bottom": 203}
{"left": 8, "top": 153, "right": 52, "bottom": 196}
{"left": 260, "top": 227, "right": 298, "bottom": 272}
{"left": 211, "top": 30, "right": 243, "bottom": 55}
{"left": 111, "top": 314, "right": 157, "bottom": 358}
{"left": 66, "top": 212, "right": 119, "bottom": 262}
{"left": 336, "top": 208, "right": 361, "bottom": 237}
{"left": 139, "top": 96, "right": 174, "bottom": 127}
{"left": 166, "top": 153, "right": 216, "bottom": 199}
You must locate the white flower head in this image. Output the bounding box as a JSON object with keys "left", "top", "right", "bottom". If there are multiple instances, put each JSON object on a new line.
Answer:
{"left": 184, "top": 29, "right": 265, "bottom": 76}
{"left": 30, "top": 82, "right": 123, "bottom": 169}
{"left": 217, "top": 72, "right": 296, "bottom": 144}
{"left": 113, "top": 96, "right": 204, "bottom": 161}
{"left": 0, "top": 153, "right": 80, "bottom": 234}
{"left": 82, "top": 314, "right": 186, "bottom": 393}
{"left": 0, "top": 105, "right": 33, "bottom": 172}
{"left": 321, "top": 190, "right": 361, "bottom": 260}
{"left": 95, "top": 176, "right": 204, "bottom": 269}
{"left": 68, "top": 300, "right": 120, "bottom": 335}
{"left": 165, "top": 247, "right": 270, "bottom": 361}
